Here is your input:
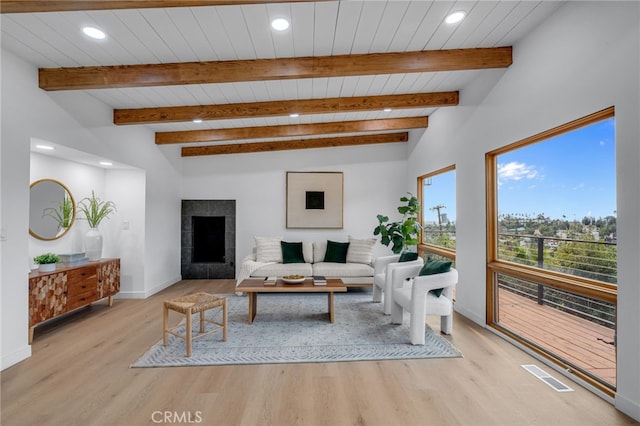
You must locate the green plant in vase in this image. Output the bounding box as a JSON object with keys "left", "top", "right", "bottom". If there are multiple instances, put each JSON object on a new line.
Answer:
{"left": 77, "top": 191, "right": 117, "bottom": 261}
{"left": 373, "top": 193, "right": 422, "bottom": 254}
{"left": 34, "top": 252, "right": 61, "bottom": 272}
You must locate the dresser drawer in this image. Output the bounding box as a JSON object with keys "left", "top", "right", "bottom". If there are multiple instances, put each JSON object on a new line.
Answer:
{"left": 67, "top": 265, "right": 97, "bottom": 285}
{"left": 66, "top": 289, "right": 98, "bottom": 311}
{"left": 67, "top": 279, "right": 97, "bottom": 297}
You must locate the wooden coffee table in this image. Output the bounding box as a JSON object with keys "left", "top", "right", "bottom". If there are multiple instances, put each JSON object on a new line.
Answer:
{"left": 236, "top": 278, "right": 347, "bottom": 324}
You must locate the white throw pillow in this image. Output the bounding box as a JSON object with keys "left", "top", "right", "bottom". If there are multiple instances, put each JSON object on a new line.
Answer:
{"left": 255, "top": 236, "right": 283, "bottom": 263}
{"left": 346, "top": 236, "right": 376, "bottom": 265}
{"left": 313, "top": 240, "right": 327, "bottom": 263}
{"left": 302, "top": 242, "right": 314, "bottom": 263}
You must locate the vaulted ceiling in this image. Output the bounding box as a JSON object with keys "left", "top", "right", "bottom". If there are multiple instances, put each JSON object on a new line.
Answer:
{"left": 1, "top": 0, "right": 563, "bottom": 157}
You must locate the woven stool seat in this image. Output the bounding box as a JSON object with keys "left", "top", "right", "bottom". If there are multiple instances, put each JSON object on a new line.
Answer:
{"left": 164, "top": 292, "right": 226, "bottom": 314}
{"left": 163, "top": 292, "right": 227, "bottom": 357}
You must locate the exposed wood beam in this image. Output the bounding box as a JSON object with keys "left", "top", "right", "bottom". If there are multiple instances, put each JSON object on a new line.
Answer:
{"left": 156, "top": 116, "right": 428, "bottom": 144}
{"left": 115, "top": 92, "right": 457, "bottom": 125}
{"left": 1, "top": 0, "right": 324, "bottom": 14}
{"left": 181, "top": 132, "right": 409, "bottom": 157}
{"left": 39, "top": 48, "right": 512, "bottom": 91}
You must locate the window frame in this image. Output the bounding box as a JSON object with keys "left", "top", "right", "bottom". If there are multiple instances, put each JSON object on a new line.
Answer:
{"left": 485, "top": 106, "right": 617, "bottom": 395}
{"left": 417, "top": 165, "right": 456, "bottom": 260}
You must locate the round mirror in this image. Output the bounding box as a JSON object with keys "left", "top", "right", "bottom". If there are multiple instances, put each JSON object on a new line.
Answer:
{"left": 29, "top": 179, "right": 76, "bottom": 241}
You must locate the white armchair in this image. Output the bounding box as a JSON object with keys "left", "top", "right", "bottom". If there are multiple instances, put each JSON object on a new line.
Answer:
{"left": 373, "top": 254, "right": 424, "bottom": 315}
{"left": 390, "top": 263, "right": 458, "bottom": 345}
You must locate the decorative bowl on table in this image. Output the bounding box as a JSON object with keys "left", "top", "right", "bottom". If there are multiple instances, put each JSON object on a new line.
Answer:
{"left": 281, "top": 275, "right": 306, "bottom": 284}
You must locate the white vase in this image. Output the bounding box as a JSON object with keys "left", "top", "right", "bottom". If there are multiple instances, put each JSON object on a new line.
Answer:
{"left": 38, "top": 263, "right": 56, "bottom": 273}
{"left": 84, "top": 228, "right": 103, "bottom": 261}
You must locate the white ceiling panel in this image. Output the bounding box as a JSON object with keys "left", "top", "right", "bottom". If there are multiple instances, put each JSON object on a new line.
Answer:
{"left": 313, "top": 1, "right": 339, "bottom": 56}
{"left": 84, "top": 10, "right": 160, "bottom": 65}
{"left": 351, "top": 0, "right": 387, "bottom": 53}
{"left": 289, "top": 2, "right": 315, "bottom": 56}
{"left": 267, "top": 3, "right": 295, "bottom": 58}
{"left": 1, "top": 23, "right": 60, "bottom": 67}
{"left": 369, "top": 1, "right": 411, "bottom": 53}
{"left": 387, "top": 1, "right": 433, "bottom": 52}
{"left": 243, "top": 4, "right": 277, "bottom": 59}
{"left": 190, "top": 7, "right": 233, "bottom": 60}
{"left": 216, "top": 5, "right": 257, "bottom": 59}
{"left": 406, "top": 1, "right": 453, "bottom": 51}
{"left": 331, "top": 1, "right": 362, "bottom": 55}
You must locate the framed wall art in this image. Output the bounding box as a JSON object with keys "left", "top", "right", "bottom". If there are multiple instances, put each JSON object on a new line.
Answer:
{"left": 286, "top": 171, "right": 343, "bottom": 229}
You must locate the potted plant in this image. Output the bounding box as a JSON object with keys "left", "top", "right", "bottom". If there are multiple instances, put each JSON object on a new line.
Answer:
{"left": 34, "top": 253, "right": 61, "bottom": 272}
{"left": 77, "top": 191, "right": 117, "bottom": 261}
{"left": 373, "top": 193, "right": 422, "bottom": 254}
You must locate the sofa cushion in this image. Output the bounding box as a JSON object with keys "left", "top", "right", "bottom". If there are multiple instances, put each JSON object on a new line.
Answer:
{"left": 313, "top": 262, "right": 374, "bottom": 278}
{"left": 302, "top": 242, "right": 313, "bottom": 263}
{"left": 255, "top": 236, "right": 283, "bottom": 263}
{"left": 399, "top": 251, "right": 419, "bottom": 262}
{"left": 324, "top": 240, "right": 350, "bottom": 263}
{"left": 313, "top": 240, "right": 327, "bottom": 263}
{"left": 281, "top": 241, "right": 305, "bottom": 264}
{"left": 251, "top": 262, "right": 313, "bottom": 277}
{"left": 346, "top": 236, "right": 376, "bottom": 264}
{"left": 419, "top": 257, "right": 452, "bottom": 297}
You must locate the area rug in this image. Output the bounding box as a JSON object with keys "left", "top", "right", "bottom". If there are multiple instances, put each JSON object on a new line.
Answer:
{"left": 131, "top": 292, "right": 462, "bottom": 367}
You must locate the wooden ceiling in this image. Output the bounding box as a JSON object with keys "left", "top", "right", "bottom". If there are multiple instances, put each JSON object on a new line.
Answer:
{"left": 1, "top": 1, "right": 563, "bottom": 157}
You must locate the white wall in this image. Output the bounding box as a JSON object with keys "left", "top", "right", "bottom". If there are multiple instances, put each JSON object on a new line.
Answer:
{"left": 1, "top": 48, "right": 182, "bottom": 370}
{"left": 178, "top": 141, "right": 413, "bottom": 268}
{"left": 407, "top": 1, "right": 639, "bottom": 420}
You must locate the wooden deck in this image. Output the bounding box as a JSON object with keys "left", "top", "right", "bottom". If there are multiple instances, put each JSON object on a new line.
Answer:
{"left": 497, "top": 288, "right": 616, "bottom": 386}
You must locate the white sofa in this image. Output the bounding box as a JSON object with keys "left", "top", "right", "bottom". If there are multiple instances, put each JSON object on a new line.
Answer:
{"left": 236, "top": 237, "right": 375, "bottom": 289}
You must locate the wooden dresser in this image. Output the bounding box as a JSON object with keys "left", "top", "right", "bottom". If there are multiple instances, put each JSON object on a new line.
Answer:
{"left": 28, "top": 258, "right": 120, "bottom": 343}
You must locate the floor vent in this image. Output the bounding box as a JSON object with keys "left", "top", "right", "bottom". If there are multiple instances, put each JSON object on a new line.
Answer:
{"left": 521, "top": 364, "right": 574, "bottom": 392}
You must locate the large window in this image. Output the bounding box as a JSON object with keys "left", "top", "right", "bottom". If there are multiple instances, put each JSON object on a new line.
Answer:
{"left": 418, "top": 166, "right": 456, "bottom": 257}
{"left": 487, "top": 107, "right": 617, "bottom": 394}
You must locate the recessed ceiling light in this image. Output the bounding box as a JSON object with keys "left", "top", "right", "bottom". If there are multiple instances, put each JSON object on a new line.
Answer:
{"left": 383, "top": 108, "right": 392, "bottom": 112}
{"left": 445, "top": 11, "right": 466, "bottom": 24}
{"left": 289, "top": 113, "right": 299, "bottom": 118}
{"left": 99, "top": 161, "right": 113, "bottom": 166}
{"left": 35, "top": 144, "right": 54, "bottom": 150}
{"left": 271, "top": 18, "right": 290, "bottom": 31}
{"left": 82, "top": 26, "right": 106, "bottom": 40}
{"left": 192, "top": 118, "right": 203, "bottom": 123}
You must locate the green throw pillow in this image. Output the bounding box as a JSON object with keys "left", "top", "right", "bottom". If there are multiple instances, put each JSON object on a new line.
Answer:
{"left": 419, "top": 257, "right": 452, "bottom": 297}
{"left": 281, "top": 241, "right": 305, "bottom": 264}
{"left": 398, "top": 252, "right": 419, "bottom": 262}
{"left": 323, "top": 240, "right": 350, "bottom": 263}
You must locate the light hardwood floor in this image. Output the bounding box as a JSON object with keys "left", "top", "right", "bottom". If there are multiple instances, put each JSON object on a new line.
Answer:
{"left": 1, "top": 280, "right": 636, "bottom": 426}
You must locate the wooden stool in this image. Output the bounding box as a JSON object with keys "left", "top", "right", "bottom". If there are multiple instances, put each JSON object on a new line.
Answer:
{"left": 163, "top": 292, "right": 227, "bottom": 357}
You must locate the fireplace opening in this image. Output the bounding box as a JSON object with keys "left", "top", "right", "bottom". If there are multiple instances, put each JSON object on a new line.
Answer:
{"left": 192, "top": 216, "right": 225, "bottom": 263}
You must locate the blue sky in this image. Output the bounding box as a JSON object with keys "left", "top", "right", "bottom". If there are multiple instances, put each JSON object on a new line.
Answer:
{"left": 422, "top": 117, "right": 616, "bottom": 224}
{"left": 423, "top": 170, "right": 457, "bottom": 225}
{"left": 498, "top": 118, "right": 616, "bottom": 221}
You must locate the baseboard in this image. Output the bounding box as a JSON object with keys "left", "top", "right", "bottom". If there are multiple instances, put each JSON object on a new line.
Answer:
{"left": 115, "top": 290, "right": 147, "bottom": 299}
{"left": 115, "top": 275, "right": 182, "bottom": 299}
{"left": 1, "top": 344, "right": 32, "bottom": 371}
{"left": 144, "top": 275, "right": 182, "bottom": 298}
{"left": 616, "top": 393, "right": 640, "bottom": 422}
{"left": 454, "top": 304, "right": 485, "bottom": 327}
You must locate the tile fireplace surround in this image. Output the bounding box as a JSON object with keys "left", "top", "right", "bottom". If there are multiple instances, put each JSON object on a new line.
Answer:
{"left": 181, "top": 200, "right": 236, "bottom": 279}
